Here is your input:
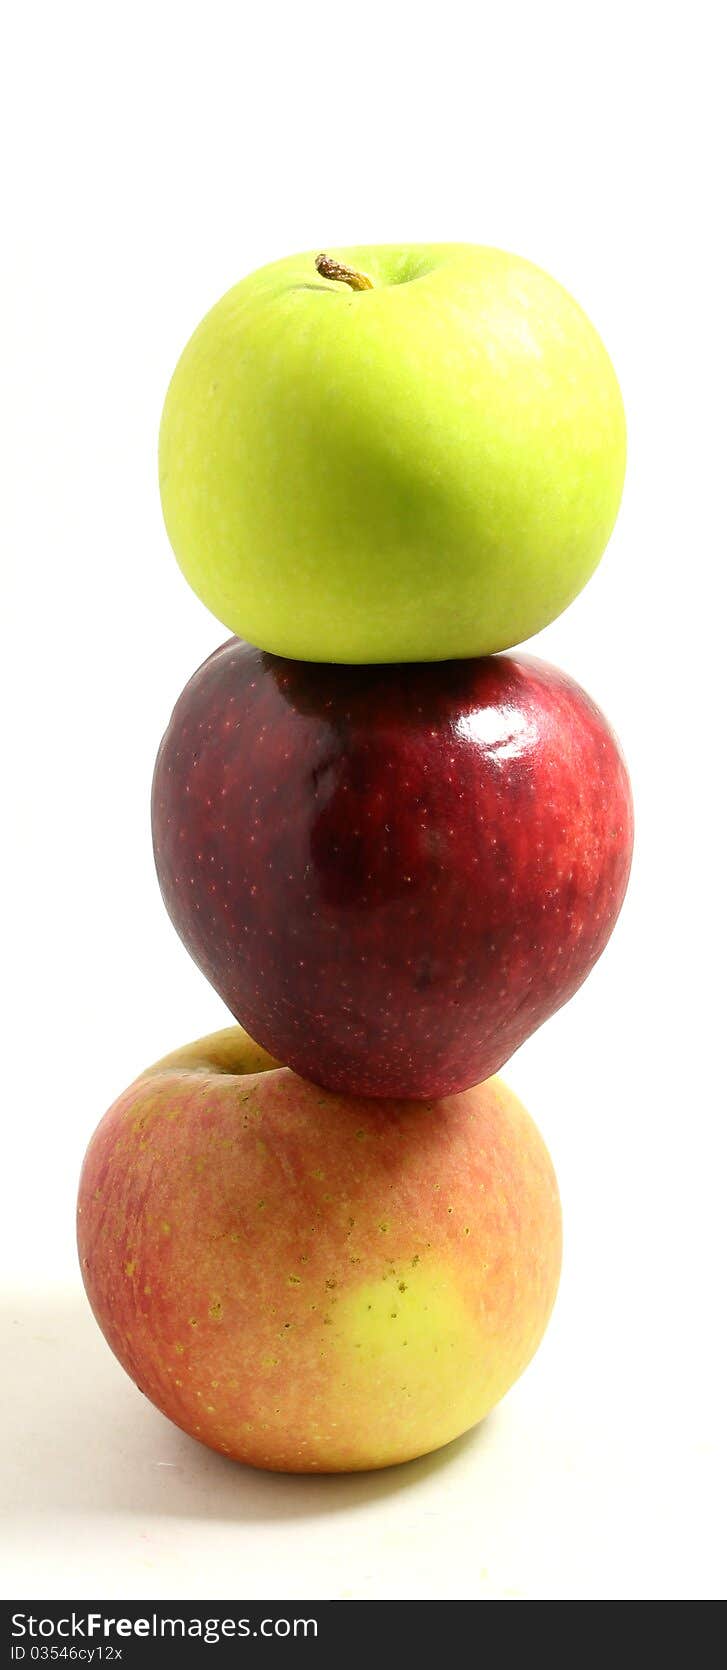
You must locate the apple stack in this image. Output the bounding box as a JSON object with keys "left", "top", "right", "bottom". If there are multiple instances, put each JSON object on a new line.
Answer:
{"left": 78, "top": 246, "right": 633, "bottom": 1473}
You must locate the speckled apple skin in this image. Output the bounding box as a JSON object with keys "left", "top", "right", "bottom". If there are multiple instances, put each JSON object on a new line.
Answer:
{"left": 77, "top": 1027, "right": 562, "bottom": 1473}
{"left": 151, "top": 644, "right": 633, "bottom": 1100}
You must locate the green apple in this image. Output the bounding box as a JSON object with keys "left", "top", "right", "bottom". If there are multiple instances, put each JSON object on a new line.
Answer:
{"left": 159, "top": 244, "right": 626, "bottom": 663}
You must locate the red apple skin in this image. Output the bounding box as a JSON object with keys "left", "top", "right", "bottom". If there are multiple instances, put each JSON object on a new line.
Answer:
{"left": 77, "top": 1028, "right": 562, "bottom": 1473}
{"left": 152, "top": 644, "right": 633, "bottom": 1099}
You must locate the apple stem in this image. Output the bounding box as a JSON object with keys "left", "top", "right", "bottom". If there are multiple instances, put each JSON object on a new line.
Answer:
{"left": 315, "top": 253, "right": 374, "bottom": 292}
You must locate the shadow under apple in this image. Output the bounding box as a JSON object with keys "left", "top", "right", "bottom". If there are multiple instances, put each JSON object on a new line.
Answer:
{"left": 1, "top": 1289, "right": 492, "bottom": 1526}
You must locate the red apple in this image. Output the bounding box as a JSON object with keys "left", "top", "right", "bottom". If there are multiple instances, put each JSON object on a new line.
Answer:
{"left": 77, "top": 1027, "right": 562, "bottom": 1472}
{"left": 152, "top": 644, "right": 633, "bottom": 1099}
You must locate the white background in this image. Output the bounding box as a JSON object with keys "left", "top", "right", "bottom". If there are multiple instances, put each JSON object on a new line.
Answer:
{"left": 3, "top": 0, "right": 726, "bottom": 1602}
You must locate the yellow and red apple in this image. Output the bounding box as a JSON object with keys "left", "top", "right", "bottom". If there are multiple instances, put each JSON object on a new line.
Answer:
{"left": 77, "top": 1026, "right": 562, "bottom": 1472}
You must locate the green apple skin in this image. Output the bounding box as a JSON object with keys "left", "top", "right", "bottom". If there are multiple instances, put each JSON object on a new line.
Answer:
{"left": 159, "top": 245, "right": 626, "bottom": 663}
